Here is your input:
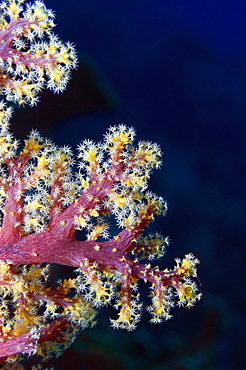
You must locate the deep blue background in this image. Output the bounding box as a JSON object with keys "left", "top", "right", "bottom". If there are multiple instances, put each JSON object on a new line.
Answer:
{"left": 16, "top": 1, "right": 246, "bottom": 369}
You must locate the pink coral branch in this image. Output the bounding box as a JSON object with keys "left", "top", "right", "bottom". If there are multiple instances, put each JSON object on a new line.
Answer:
{"left": 0, "top": 331, "right": 38, "bottom": 359}
{"left": 0, "top": 316, "right": 71, "bottom": 361}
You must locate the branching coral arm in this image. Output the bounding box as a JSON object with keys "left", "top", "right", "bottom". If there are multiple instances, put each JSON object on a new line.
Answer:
{"left": 0, "top": 109, "right": 201, "bottom": 334}
{"left": 0, "top": 0, "right": 77, "bottom": 105}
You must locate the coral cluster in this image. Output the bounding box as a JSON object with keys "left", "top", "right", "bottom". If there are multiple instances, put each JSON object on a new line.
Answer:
{"left": 0, "top": 106, "right": 201, "bottom": 365}
{"left": 0, "top": 0, "right": 201, "bottom": 367}
{"left": 0, "top": 0, "right": 77, "bottom": 106}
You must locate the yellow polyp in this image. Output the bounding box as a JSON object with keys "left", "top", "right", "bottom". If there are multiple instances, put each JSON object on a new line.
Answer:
{"left": 154, "top": 303, "right": 164, "bottom": 317}
{"left": 181, "top": 259, "right": 193, "bottom": 271}
{"left": 115, "top": 195, "right": 126, "bottom": 207}
{"left": 116, "top": 304, "right": 132, "bottom": 325}
{"left": 0, "top": 261, "right": 11, "bottom": 278}
{"left": 32, "top": 4, "right": 48, "bottom": 20}
{"left": 61, "top": 278, "right": 76, "bottom": 293}
{"left": 88, "top": 224, "right": 106, "bottom": 240}
{"left": 7, "top": 1, "right": 22, "bottom": 17}
{"left": 13, "top": 312, "right": 35, "bottom": 336}
{"left": 90, "top": 209, "right": 99, "bottom": 217}
{"left": 86, "top": 149, "right": 97, "bottom": 162}
{"left": 24, "top": 139, "right": 42, "bottom": 153}
{"left": 74, "top": 216, "right": 87, "bottom": 228}
{"left": 0, "top": 137, "right": 12, "bottom": 153}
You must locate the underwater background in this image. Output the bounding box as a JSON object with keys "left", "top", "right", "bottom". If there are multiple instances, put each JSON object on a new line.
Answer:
{"left": 13, "top": 0, "right": 245, "bottom": 369}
